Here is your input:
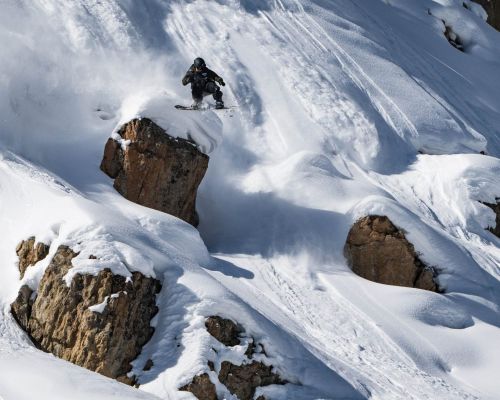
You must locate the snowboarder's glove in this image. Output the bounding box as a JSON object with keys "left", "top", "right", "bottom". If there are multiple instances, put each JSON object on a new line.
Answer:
{"left": 216, "top": 77, "right": 225, "bottom": 86}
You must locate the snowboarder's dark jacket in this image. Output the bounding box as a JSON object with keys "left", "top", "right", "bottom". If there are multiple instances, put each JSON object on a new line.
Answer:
{"left": 182, "top": 65, "right": 224, "bottom": 87}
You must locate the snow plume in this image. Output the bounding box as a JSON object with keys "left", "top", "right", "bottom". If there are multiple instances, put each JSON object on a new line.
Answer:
{"left": 1, "top": 0, "right": 500, "bottom": 399}
{"left": 0, "top": 0, "right": 177, "bottom": 169}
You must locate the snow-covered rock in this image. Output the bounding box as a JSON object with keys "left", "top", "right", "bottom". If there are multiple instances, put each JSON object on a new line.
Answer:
{"left": 344, "top": 215, "right": 439, "bottom": 291}
{"left": 11, "top": 244, "right": 161, "bottom": 385}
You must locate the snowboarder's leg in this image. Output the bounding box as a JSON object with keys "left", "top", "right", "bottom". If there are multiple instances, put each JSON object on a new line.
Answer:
{"left": 213, "top": 89, "right": 224, "bottom": 109}
{"left": 205, "top": 81, "right": 224, "bottom": 109}
{"left": 191, "top": 85, "right": 204, "bottom": 108}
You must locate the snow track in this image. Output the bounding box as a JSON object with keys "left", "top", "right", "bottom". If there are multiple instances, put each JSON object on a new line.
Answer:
{"left": 1, "top": 0, "right": 500, "bottom": 399}
{"left": 208, "top": 255, "right": 478, "bottom": 399}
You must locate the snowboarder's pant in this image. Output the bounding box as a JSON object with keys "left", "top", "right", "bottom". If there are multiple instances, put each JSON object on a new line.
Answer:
{"left": 192, "top": 81, "right": 223, "bottom": 104}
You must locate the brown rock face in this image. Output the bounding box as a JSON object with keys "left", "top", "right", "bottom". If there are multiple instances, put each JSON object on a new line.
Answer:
{"left": 344, "top": 216, "right": 438, "bottom": 291}
{"left": 205, "top": 316, "right": 242, "bottom": 346}
{"left": 472, "top": 0, "right": 500, "bottom": 30}
{"left": 100, "top": 118, "right": 209, "bottom": 226}
{"left": 11, "top": 245, "right": 161, "bottom": 384}
{"left": 219, "top": 361, "right": 283, "bottom": 400}
{"left": 180, "top": 374, "right": 217, "bottom": 400}
{"left": 16, "top": 237, "right": 50, "bottom": 278}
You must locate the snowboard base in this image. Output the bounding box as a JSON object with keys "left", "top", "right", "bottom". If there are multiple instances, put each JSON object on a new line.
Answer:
{"left": 175, "top": 104, "right": 236, "bottom": 111}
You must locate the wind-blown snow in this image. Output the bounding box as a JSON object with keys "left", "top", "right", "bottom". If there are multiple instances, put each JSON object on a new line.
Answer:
{"left": 1, "top": 0, "right": 499, "bottom": 399}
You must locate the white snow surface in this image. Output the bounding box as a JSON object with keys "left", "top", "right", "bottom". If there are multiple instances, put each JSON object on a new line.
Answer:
{"left": 0, "top": 0, "right": 499, "bottom": 399}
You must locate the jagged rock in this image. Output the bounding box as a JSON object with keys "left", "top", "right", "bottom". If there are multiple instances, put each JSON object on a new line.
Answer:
{"left": 484, "top": 202, "right": 500, "bottom": 237}
{"left": 100, "top": 118, "right": 209, "bottom": 226}
{"left": 472, "top": 0, "right": 500, "bottom": 30}
{"left": 219, "top": 361, "right": 283, "bottom": 400}
{"left": 11, "top": 245, "right": 162, "bottom": 384}
{"left": 205, "top": 316, "right": 242, "bottom": 346}
{"left": 180, "top": 373, "right": 217, "bottom": 400}
{"left": 16, "top": 237, "right": 50, "bottom": 278}
{"left": 344, "top": 216, "right": 438, "bottom": 291}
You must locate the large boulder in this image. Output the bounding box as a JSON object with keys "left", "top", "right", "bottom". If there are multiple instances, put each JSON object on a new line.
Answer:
{"left": 472, "top": 0, "right": 500, "bottom": 30}
{"left": 11, "top": 244, "right": 161, "bottom": 384}
{"left": 100, "top": 118, "right": 209, "bottom": 226}
{"left": 344, "top": 216, "right": 438, "bottom": 292}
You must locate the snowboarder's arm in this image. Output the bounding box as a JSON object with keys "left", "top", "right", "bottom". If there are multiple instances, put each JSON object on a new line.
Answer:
{"left": 207, "top": 69, "right": 225, "bottom": 86}
{"left": 182, "top": 68, "right": 194, "bottom": 86}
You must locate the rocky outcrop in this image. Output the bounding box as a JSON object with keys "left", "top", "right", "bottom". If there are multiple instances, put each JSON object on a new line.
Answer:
{"left": 11, "top": 245, "right": 161, "bottom": 384}
{"left": 344, "top": 216, "right": 438, "bottom": 292}
{"left": 472, "top": 0, "right": 500, "bottom": 30}
{"left": 205, "top": 316, "right": 242, "bottom": 346}
{"left": 100, "top": 118, "right": 209, "bottom": 226}
{"left": 219, "top": 361, "right": 283, "bottom": 400}
{"left": 180, "top": 374, "right": 218, "bottom": 400}
{"left": 181, "top": 316, "right": 285, "bottom": 400}
{"left": 16, "top": 237, "right": 50, "bottom": 278}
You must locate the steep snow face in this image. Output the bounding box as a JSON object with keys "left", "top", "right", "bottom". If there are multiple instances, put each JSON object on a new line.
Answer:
{"left": 1, "top": 0, "right": 500, "bottom": 399}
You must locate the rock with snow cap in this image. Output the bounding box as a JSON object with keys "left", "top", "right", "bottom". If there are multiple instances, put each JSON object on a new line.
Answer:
{"left": 344, "top": 216, "right": 439, "bottom": 292}
{"left": 11, "top": 244, "right": 162, "bottom": 384}
{"left": 100, "top": 118, "right": 209, "bottom": 226}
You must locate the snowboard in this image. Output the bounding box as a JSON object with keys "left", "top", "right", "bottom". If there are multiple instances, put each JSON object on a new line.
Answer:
{"left": 175, "top": 104, "right": 236, "bottom": 111}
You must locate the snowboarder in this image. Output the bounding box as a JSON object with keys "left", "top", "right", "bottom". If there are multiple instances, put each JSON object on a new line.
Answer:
{"left": 182, "top": 57, "right": 225, "bottom": 109}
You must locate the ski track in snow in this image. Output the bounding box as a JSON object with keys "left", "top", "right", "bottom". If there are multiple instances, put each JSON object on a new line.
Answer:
{"left": 1, "top": 0, "right": 500, "bottom": 399}
{"left": 207, "top": 255, "right": 478, "bottom": 400}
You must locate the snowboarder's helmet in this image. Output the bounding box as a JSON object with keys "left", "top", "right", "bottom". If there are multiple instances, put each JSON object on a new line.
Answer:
{"left": 193, "top": 57, "right": 206, "bottom": 68}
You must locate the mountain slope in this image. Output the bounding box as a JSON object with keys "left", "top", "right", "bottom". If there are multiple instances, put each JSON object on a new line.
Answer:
{"left": 0, "top": 0, "right": 499, "bottom": 399}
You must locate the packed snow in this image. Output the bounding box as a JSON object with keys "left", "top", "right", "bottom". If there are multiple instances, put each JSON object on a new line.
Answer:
{"left": 0, "top": 0, "right": 499, "bottom": 399}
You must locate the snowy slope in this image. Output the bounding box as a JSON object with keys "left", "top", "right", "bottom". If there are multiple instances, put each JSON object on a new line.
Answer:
{"left": 1, "top": 0, "right": 500, "bottom": 399}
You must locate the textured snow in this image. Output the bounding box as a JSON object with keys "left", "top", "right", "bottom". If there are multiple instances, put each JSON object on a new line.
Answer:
{"left": 0, "top": 0, "right": 499, "bottom": 399}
